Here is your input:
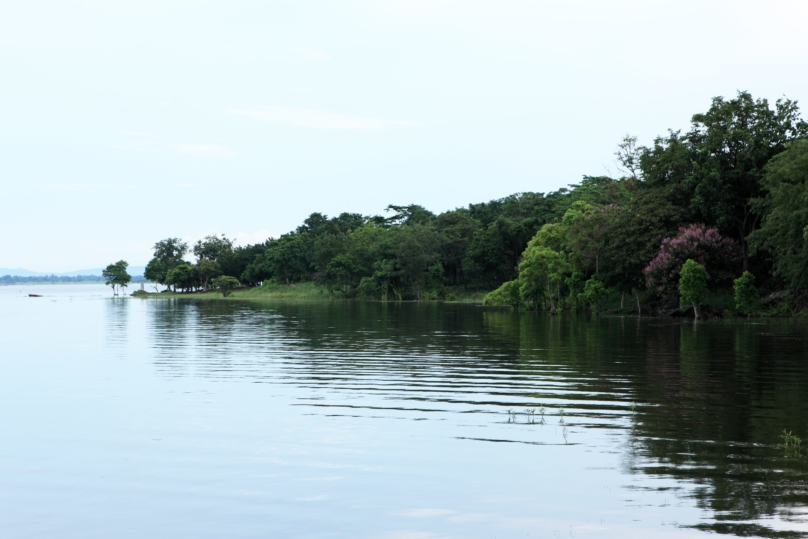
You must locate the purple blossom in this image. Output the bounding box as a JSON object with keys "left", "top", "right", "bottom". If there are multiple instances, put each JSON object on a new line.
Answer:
{"left": 644, "top": 224, "right": 740, "bottom": 295}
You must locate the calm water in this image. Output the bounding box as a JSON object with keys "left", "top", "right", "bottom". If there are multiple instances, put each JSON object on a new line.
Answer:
{"left": 1, "top": 284, "right": 807, "bottom": 538}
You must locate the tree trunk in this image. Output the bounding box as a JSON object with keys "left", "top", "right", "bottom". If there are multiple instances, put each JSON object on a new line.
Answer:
{"left": 693, "top": 303, "right": 700, "bottom": 320}
{"left": 547, "top": 279, "right": 555, "bottom": 312}
{"left": 635, "top": 290, "right": 641, "bottom": 316}
{"left": 621, "top": 291, "right": 625, "bottom": 311}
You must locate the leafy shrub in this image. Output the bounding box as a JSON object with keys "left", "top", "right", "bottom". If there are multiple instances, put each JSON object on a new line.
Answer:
{"left": 679, "top": 259, "right": 709, "bottom": 318}
{"left": 734, "top": 271, "right": 760, "bottom": 316}
{"left": 483, "top": 280, "right": 521, "bottom": 307}
{"left": 211, "top": 275, "right": 241, "bottom": 297}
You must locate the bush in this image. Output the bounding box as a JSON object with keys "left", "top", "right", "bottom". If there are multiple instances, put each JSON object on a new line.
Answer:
{"left": 483, "top": 280, "right": 521, "bottom": 307}
{"left": 734, "top": 271, "right": 760, "bottom": 316}
{"left": 679, "top": 259, "right": 709, "bottom": 319}
{"left": 578, "top": 277, "right": 607, "bottom": 315}
{"left": 645, "top": 224, "right": 739, "bottom": 297}
{"left": 211, "top": 275, "right": 241, "bottom": 297}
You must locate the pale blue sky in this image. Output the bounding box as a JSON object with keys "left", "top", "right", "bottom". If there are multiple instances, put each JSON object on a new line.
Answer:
{"left": 2, "top": 0, "right": 807, "bottom": 271}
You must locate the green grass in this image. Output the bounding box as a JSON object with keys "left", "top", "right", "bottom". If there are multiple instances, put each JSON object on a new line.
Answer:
{"left": 134, "top": 282, "right": 491, "bottom": 303}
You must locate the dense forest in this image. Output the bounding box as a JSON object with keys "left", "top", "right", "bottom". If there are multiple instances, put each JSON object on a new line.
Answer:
{"left": 143, "top": 92, "right": 808, "bottom": 315}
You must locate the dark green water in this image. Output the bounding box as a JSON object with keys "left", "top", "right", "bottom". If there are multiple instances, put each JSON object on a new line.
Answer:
{"left": 1, "top": 284, "right": 807, "bottom": 538}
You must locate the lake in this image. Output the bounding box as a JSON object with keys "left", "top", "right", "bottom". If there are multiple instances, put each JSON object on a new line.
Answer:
{"left": 1, "top": 284, "right": 807, "bottom": 538}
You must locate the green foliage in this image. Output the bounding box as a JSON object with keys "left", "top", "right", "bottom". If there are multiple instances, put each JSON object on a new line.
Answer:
{"left": 102, "top": 260, "right": 131, "bottom": 295}
{"left": 211, "top": 275, "right": 241, "bottom": 297}
{"left": 483, "top": 280, "right": 521, "bottom": 307}
{"left": 749, "top": 140, "right": 808, "bottom": 289}
{"left": 138, "top": 91, "right": 808, "bottom": 308}
{"left": 781, "top": 430, "right": 803, "bottom": 457}
{"left": 565, "top": 271, "right": 585, "bottom": 310}
{"left": 679, "top": 259, "right": 709, "bottom": 318}
{"left": 734, "top": 271, "right": 760, "bottom": 316}
{"left": 165, "top": 263, "right": 196, "bottom": 292}
{"left": 565, "top": 202, "right": 620, "bottom": 276}
{"left": 144, "top": 238, "right": 188, "bottom": 286}
{"left": 384, "top": 204, "right": 435, "bottom": 226}
{"left": 195, "top": 259, "right": 222, "bottom": 290}
{"left": 518, "top": 238, "right": 569, "bottom": 311}
{"left": 640, "top": 92, "right": 808, "bottom": 267}
{"left": 578, "top": 277, "right": 607, "bottom": 314}
{"left": 193, "top": 234, "right": 234, "bottom": 261}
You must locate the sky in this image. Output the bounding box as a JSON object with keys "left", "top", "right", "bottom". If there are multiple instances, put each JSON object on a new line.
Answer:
{"left": 2, "top": 0, "right": 807, "bottom": 272}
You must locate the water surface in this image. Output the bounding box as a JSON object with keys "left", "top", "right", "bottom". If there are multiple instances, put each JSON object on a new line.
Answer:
{"left": 1, "top": 284, "right": 807, "bottom": 538}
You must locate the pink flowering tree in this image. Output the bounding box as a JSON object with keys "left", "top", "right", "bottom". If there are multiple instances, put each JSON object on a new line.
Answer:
{"left": 644, "top": 224, "right": 741, "bottom": 296}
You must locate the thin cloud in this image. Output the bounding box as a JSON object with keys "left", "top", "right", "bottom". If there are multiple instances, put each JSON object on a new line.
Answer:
{"left": 37, "top": 183, "right": 136, "bottom": 191}
{"left": 229, "top": 107, "right": 419, "bottom": 130}
{"left": 111, "top": 141, "right": 235, "bottom": 157}
{"left": 294, "top": 47, "right": 331, "bottom": 60}
{"left": 119, "top": 130, "right": 157, "bottom": 137}
{"left": 168, "top": 144, "right": 235, "bottom": 157}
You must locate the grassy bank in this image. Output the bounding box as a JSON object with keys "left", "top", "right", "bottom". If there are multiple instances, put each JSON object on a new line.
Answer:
{"left": 135, "top": 282, "right": 489, "bottom": 303}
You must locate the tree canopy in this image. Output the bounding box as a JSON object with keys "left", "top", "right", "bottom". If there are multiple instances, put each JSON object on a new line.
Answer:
{"left": 140, "top": 91, "right": 807, "bottom": 315}
{"left": 102, "top": 260, "right": 131, "bottom": 295}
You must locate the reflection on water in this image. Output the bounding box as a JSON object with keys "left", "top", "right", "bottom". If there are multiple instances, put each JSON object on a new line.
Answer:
{"left": 2, "top": 289, "right": 807, "bottom": 538}
{"left": 142, "top": 300, "right": 808, "bottom": 537}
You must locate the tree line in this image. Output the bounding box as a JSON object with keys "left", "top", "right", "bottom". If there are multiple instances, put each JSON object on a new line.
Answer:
{"left": 0, "top": 273, "right": 145, "bottom": 285}
{"left": 139, "top": 91, "right": 808, "bottom": 313}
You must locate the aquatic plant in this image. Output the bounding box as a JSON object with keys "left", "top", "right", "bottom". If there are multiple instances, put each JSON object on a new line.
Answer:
{"left": 781, "top": 430, "right": 803, "bottom": 455}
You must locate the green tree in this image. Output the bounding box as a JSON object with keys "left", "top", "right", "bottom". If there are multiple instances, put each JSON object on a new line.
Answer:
{"left": 605, "top": 185, "right": 689, "bottom": 314}
{"left": 324, "top": 253, "right": 360, "bottom": 293}
{"left": 211, "top": 275, "right": 241, "bottom": 297}
{"left": 641, "top": 92, "right": 807, "bottom": 269}
{"left": 579, "top": 277, "right": 607, "bottom": 315}
{"left": 679, "top": 259, "right": 709, "bottom": 319}
{"left": 165, "top": 263, "right": 196, "bottom": 292}
{"left": 195, "top": 258, "right": 222, "bottom": 290}
{"left": 102, "top": 260, "right": 131, "bottom": 295}
{"left": 144, "top": 238, "right": 189, "bottom": 288}
{"left": 483, "top": 280, "right": 521, "bottom": 307}
{"left": 748, "top": 140, "right": 808, "bottom": 289}
{"left": 391, "top": 224, "right": 441, "bottom": 300}
{"left": 193, "top": 234, "right": 234, "bottom": 261}
{"left": 434, "top": 210, "right": 481, "bottom": 286}
{"left": 263, "top": 234, "right": 310, "bottom": 284}
{"left": 565, "top": 271, "right": 585, "bottom": 311}
{"left": 734, "top": 271, "right": 759, "bottom": 317}
{"left": 384, "top": 204, "right": 436, "bottom": 226}
{"left": 565, "top": 202, "right": 620, "bottom": 276}
{"left": 518, "top": 242, "right": 568, "bottom": 311}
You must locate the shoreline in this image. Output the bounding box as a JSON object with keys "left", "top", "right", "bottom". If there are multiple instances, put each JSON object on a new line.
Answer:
{"left": 130, "top": 283, "right": 807, "bottom": 318}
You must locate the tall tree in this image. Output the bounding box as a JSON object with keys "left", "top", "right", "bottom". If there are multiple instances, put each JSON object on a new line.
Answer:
{"left": 645, "top": 92, "right": 808, "bottom": 269}
{"left": 748, "top": 139, "right": 808, "bottom": 289}
{"left": 102, "top": 260, "right": 131, "bottom": 295}
{"left": 145, "top": 238, "right": 189, "bottom": 288}
{"left": 193, "top": 234, "right": 234, "bottom": 262}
